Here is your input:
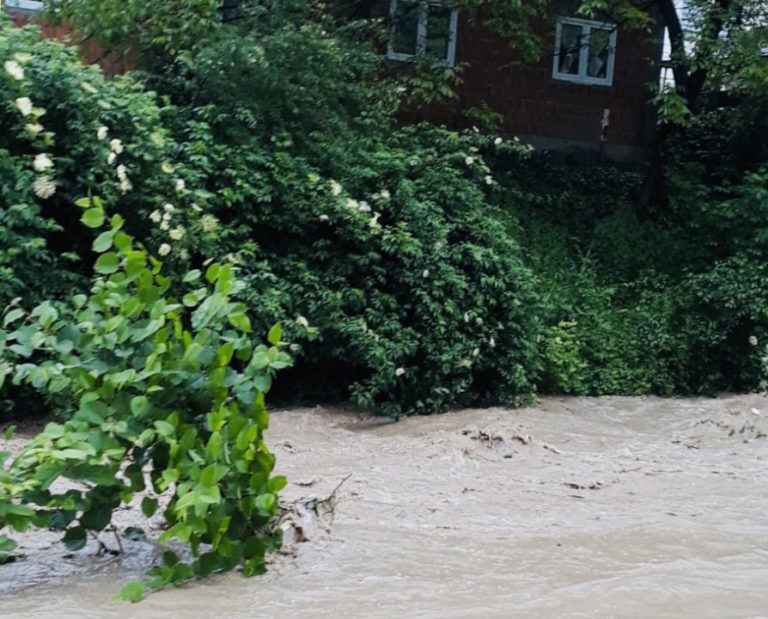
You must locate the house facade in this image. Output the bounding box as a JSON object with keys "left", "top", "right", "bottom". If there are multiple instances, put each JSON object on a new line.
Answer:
{"left": 5, "top": 0, "right": 664, "bottom": 161}
{"left": 386, "top": 1, "right": 665, "bottom": 161}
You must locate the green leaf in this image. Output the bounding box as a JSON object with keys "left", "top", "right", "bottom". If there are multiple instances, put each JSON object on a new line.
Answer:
{"left": 115, "top": 581, "right": 145, "bottom": 603}
{"left": 80, "top": 508, "right": 111, "bottom": 532}
{"left": 205, "top": 263, "right": 221, "bottom": 283}
{"left": 81, "top": 208, "right": 105, "bottom": 228}
{"left": 3, "top": 309, "right": 24, "bottom": 327}
{"left": 62, "top": 526, "right": 87, "bottom": 551}
{"left": 141, "top": 497, "right": 158, "bottom": 518}
{"left": 94, "top": 252, "right": 120, "bottom": 274}
{"left": 92, "top": 230, "right": 115, "bottom": 252}
{"left": 268, "top": 476, "right": 287, "bottom": 492}
{"left": 267, "top": 323, "right": 282, "bottom": 346}
{"left": 182, "top": 270, "right": 201, "bottom": 283}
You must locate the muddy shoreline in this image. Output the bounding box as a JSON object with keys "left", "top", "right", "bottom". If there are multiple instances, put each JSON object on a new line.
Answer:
{"left": 1, "top": 395, "right": 768, "bottom": 617}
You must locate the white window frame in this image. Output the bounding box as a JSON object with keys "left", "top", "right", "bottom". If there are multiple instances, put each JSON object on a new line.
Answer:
{"left": 552, "top": 17, "right": 617, "bottom": 86}
{"left": 387, "top": 0, "right": 458, "bottom": 67}
{"left": 4, "top": 0, "right": 44, "bottom": 11}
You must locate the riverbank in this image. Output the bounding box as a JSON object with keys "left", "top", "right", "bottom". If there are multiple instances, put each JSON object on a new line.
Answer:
{"left": 2, "top": 395, "right": 768, "bottom": 617}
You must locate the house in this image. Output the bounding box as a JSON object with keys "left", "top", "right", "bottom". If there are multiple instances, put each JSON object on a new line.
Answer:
{"left": 386, "top": 0, "right": 665, "bottom": 161}
{"left": 4, "top": 0, "right": 664, "bottom": 161}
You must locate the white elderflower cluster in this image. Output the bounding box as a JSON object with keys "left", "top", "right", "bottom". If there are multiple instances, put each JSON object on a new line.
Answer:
{"left": 33, "top": 176, "right": 56, "bottom": 199}
{"left": 4, "top": 60, "right": 24, "bottom": 81}
{"left": 33, "top": 153, "right": 53, "bottom": 172}
{"left": 116, "top": 164, "right": 132, "bottom": 193}
{"left": 200, "top": 214, "right": 218, "bottom": 233}
{"left": 169, "top": 226, "right": 186, "bottom": 241}
{"left": 15, "top": 96, "right": 32, "bottom": 116}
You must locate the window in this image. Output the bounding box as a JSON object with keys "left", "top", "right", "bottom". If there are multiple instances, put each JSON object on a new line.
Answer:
{"left": 388, "top": 0, "right": 458, "bottom": 67}
{"left": 552, "top": 17, "right": 617, "bottom": 86}
{"left": 4, "top": 0, "right": 44, "bottom": 11}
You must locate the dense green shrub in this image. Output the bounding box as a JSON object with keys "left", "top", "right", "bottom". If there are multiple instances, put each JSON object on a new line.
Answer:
{"left": 0, "top": 19, "right": 181, "bottom": 306}
{"left": 0, "top": 197, "right": 289, "bottom": 598}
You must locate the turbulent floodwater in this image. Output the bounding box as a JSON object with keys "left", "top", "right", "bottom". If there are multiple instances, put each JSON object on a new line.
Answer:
{"left": 1, "top": 395, "right": 768, "bottom": 618}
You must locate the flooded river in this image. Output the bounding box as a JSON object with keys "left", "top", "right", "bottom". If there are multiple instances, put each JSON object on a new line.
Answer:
{"left": 1, "top": 395, "right": 768, "bottom": 617}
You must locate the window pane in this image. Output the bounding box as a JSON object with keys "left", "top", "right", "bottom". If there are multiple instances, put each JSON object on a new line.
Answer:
{"left": 558, "top": 23, "right": 582, "bottom": 75}
{"left": 391, "top": 1, "right": 420, "bottom": 56}
{"left": 425, "top": 4, "right": 453, "bottom": 61}
{"left": 587, "top": 27, "right": 611, "bottom": 78}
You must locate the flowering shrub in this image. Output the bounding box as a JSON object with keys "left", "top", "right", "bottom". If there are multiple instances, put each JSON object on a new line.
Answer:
{"left": 0, "top": 195, "right": 290, "bottom": 598}
{"left": 0, "top": 18, "right": 183, "bottom": 307}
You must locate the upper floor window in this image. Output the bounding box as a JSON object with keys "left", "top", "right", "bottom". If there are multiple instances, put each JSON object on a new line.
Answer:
{"left": 4, "top": 0, "right": 44, "bottom": 11}
{"left": 388, "top": 0, "right": 458, "bottom": 67}
{"left": 552, "top": 17, "right": 617, "bottom": 86}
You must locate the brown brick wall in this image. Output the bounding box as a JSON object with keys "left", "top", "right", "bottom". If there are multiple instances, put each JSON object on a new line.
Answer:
{"left": 7, "top": 12, "right": 134, "bottom": 76}
{"left": 451, "top": 16, "right": 660, "bottom": 151}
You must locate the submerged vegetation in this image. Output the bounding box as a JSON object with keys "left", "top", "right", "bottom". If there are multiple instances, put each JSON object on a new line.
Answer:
{"left": 0, "top": 0, "right": 767, "bottom": 599}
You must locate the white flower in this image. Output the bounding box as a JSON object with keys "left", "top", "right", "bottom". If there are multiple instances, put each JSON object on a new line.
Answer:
{"left": 484, "top": 175, "right": 493, "bottom": 185}
{"left": 116, "top": 164, "right": 128, "bottom": 181}
{"left": 4, "top": 60, "right": 24, "bottom": 81}
{"left": 489, "top": 336, "right": 495, "bottom": 348}
{"left": 409, "top": 159, "right": 417, "bottom": 166}
{"left": 149, "top": 210, "right": 162, "bottom": 223}
{"left": 97, "top": 126, "right": 109, "bottom": 140}
{"left": 161, "top": 161, "right": 175, "bottom": 174}
{"left": 375, "top": 189, "right": 391, "bottom": 202}
{"left": 33, "top": 176, "right": 56, "bottom": 199}
{"left": 175, "top": 178, "right": 186, "bottom": 192}
{"left": 369, "top": 212, "right": 381, "bottom": 229}
{"left": 160, "top": 220, "right": 170, "bottom": 231}
{"left": 465, "top": 156, "right": 475, "bottom": 166}
{"left": 201, "top": 214, "right": 218, "bottom": 233}
{"left": 395, "top": 367, "right": 405, "bottom": 377}
{"left": 158, "top": 243, "right": 171, "bottom": 257}
{"left": 107, "top": 152, "right": 117, "bottom": 165}
{"left": 475, "top": 317, "right": 483, "bottom": 325}
{"left": 471, "top": 126, "right": 479, "bottom": 133}
{"left": 15, "top": 97, "right": 33, "bottom": 116}
{"left": 749, "top": 336, "right": 758, "bottom": 346}
{"left": 169, "top": 226, "right": 185, "bottom": 241}
{"left": 109, "top": 138, "right": 124, "bottom": 154}
{"left": 494, "top": 137, "right": 502, "bottom": 145}
{"left": 422, "top": 269, "right": 429, "bottom": 278}
{"left": 472, "top": 348, "right": 480, "bottom": 357}
{"left": 464, "top": 312, "right": 470, "bottom": 323}
{"left": 191, "top": 203, "right": 203, "bottom": 212}
{"left": 119, "top": 178, "right": 133, "bottom": 193}
{"left": 296, "top": 316, "right": 309, "bottom": 328}
{"left": 358, "top": 200, "right": 371, "bottom": 213}
{"left": 330, "top": 180, "right": 342, "bottom": 196}
{"left": 33, "top": 153, "right": 53, "bottom": 172}
{"left": 319, "top": 214, "right": 329, "bottom": 222}
{"left": 162, "top": 212, "right": 172, "bottom": 222}
{"left": 163, "top": 203, "right": 175, "bottom": 213}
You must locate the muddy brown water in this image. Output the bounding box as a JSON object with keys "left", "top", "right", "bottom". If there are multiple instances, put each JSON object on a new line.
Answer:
{"left": 1, "top": 395, "right": 768, "bottom": 618}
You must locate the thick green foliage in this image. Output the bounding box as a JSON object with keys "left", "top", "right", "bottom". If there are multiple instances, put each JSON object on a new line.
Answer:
{"left": 499, "top": 155, "right": 768, "bottom": 397}
{"left": 0, "top": 19, "right": 178, "bottom": 306}
{"left": 0, "top": 197, "right": 289, "bottom": 597}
